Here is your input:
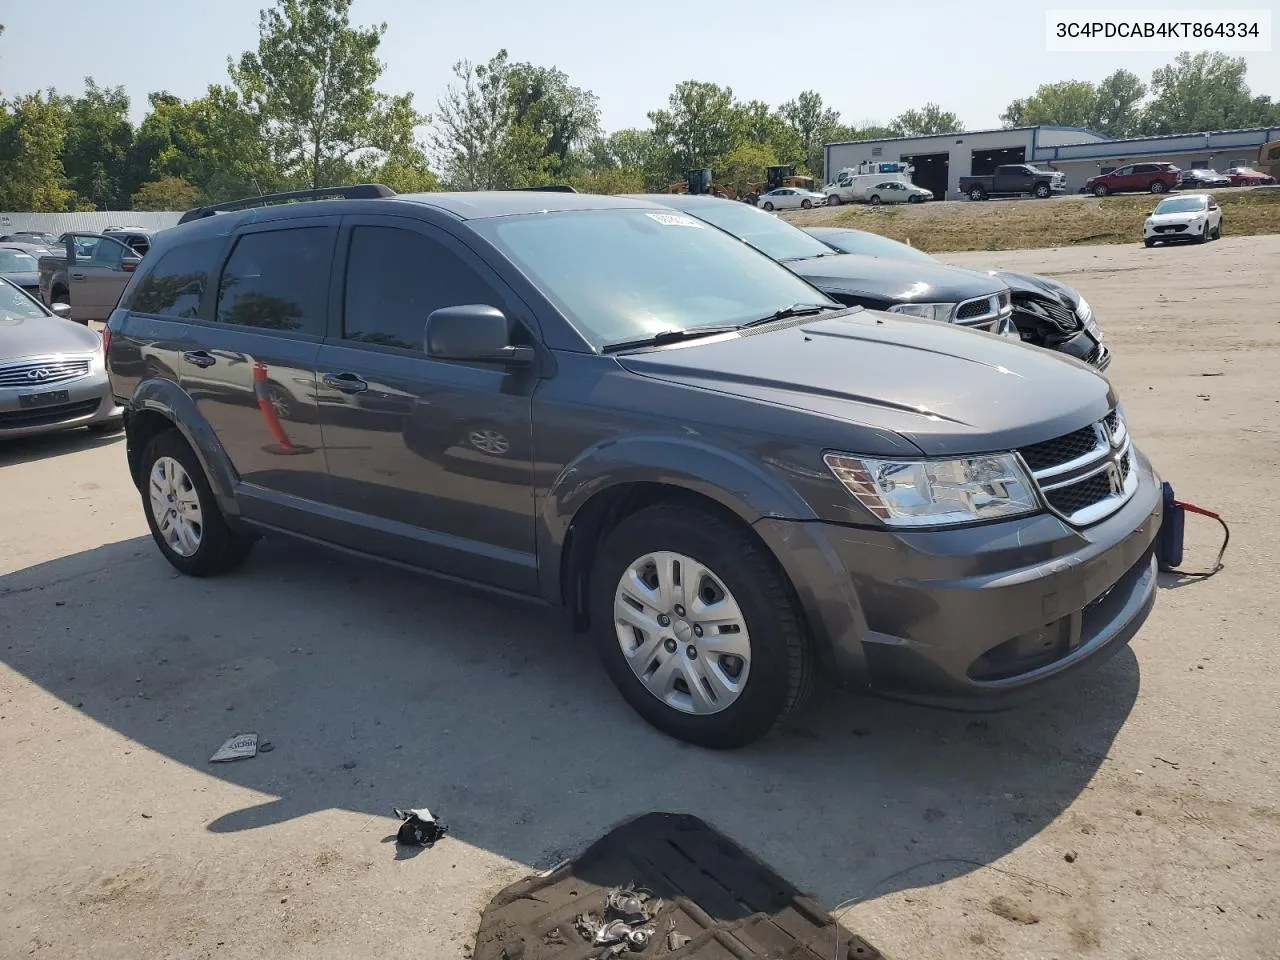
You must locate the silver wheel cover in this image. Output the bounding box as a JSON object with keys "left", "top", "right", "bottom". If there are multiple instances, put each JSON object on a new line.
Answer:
{"left": 149, "top": 456, "right": 204, "bottom": 557}
{"left": 614, "top": 551, "right": 751, "bottom": 716}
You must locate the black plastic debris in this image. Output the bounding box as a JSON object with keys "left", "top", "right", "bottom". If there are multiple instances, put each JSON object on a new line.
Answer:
{"left": 393, "top": 807, "right": 448, "bottom": 847}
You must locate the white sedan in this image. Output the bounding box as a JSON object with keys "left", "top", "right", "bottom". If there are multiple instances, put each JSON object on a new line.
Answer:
{"left": 1143, "top": 193, "right": 1223, "bottom": 247}
{"left": 757, "top": 188, "right": 827, "bottom": 211}
{"left": 864, "top": 180, "right": 934, "bottom": 205}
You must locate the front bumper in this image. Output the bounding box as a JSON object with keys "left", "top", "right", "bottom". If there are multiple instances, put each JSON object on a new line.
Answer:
{"left": 0, "top": 371, "right": 123, "bottom": 439}
{"left": 755, "top": 448, "right": 1161, "bottom": 702}
{"left": 1144, "top": 219, "right": 1206, "bottom": 241}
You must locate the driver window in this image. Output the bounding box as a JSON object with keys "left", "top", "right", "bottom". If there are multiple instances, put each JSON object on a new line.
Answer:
{"left": 91, "top": 238, "right": 126, "bottom": 268}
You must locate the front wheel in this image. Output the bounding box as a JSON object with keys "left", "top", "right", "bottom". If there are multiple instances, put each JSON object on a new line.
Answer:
{"left": 1093, "top": 184, "right": 1109, "bottom": 197}
{"left": 1034, "top": 183, "right": 1051, "bottom": 198}
{"left": 1144, "top": 238, "right": 1157, "bottom": 248}
{"left": 801, "top": 198, "right": 812, "bottom": 209}
{"left": 869, "top": 195, "right": 882, "bottom": 206}
{"left": 1150, "top": 180, "right": 1166, "bottom": 194}
{"left": 826, "top": 194, "right": 841, "bottom": 206}
{"left": 591, "top": 503, "right": 813, "bottom": 749}
{"left": 140, "top": 430, "right": 253, "bottom": 577}
{"left": 762, "top": 201, "right": 774, "bottom": 211}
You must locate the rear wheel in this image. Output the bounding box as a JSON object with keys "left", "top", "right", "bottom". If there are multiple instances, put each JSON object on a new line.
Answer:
{"left": 1034, "top": 183, "right": 1051, "bottom": 199}
{"left": 591, "top": 502, "right": 813, "bottom": 749}
{"left": 1093, "top": 184, "right": 1109, "bottom": 197}
{"left": 1213, "top": 220, "right": 1223, "bottom": 240}
{"left": 968, "top": 186, "right": 985, "bottom": 201}
{"left": 869, "top": 194, "right": 882, "bottom": 206}
{"left": 140, "top": 430, "right": 253, "bottom": 577}
{"left": 1150, "top": 180, "right": 1166, "bottom": 194}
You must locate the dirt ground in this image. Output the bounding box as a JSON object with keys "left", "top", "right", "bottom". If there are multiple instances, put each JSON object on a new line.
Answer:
{"left": 2, "top": 236, "right": 1278, "bottom": 960}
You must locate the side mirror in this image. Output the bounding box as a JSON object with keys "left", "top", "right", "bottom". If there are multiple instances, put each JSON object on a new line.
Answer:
{"left": 425, "top": 304, "right": 534, "bottom": 366}
{"left": 121, "top": 257, "right": 141, "bottom": 273}
{"left": 51, "top": 302, "right": 72, "bottom": 318}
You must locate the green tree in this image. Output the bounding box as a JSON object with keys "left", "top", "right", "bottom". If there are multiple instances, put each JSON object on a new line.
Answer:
{"left": 778, "top": 90, "right": 841, "bottom": 176}
{"left": 62, "top": 79, "right": 135, "bottom": 209}
{"left": 648, "top": 81, "right": 744, "bottom": 181}
{"left": 570, "top": 167, "right": 646, "bottom": 195}
{"left": 431, "top": 49, "right": 550, "bottom": 190}
{"left": 1000, "top": 81, "right": 1096, "bottom": 129}
{"left": 1092, "top": 69, "right": 1147, "bottom": 137}
{"left": 0, "top": 92, "right": 81, "bottom": 211}
{"left": 1143, "top": 52, "right": 1276, "bottom": 134}
{"left": 888, "top": 103, "right": 963, "bottom": 136}
{"left": 507, "top": 61, "right": 600, "bottom": 177}
{"left": 131, "top": 176, "right": 203, "bottom": 210}
{"left": 717, "top": 141, "right": 779, "bottom": 196}
{"left": 229, "top": 0, "right": 427, "bottom": 189}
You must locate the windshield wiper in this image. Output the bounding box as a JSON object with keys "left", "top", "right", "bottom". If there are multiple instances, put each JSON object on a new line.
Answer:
{"left": 739, "top": 302, "right": 842, "bottom": 329}
{"left": 601, "top": 325, "right": 738, "bottom": 354}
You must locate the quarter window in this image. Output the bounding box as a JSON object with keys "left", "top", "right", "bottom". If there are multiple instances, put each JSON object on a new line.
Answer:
{"left": 216, "top": 228, "right": 331, "bottom": 335}
{"left": 342, "top": 225, "right": 503, "bottom": 352}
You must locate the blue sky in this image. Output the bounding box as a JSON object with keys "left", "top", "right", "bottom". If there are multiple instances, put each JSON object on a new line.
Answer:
{"left": 1, "top": 0, "right": 1277, "bottom": 133}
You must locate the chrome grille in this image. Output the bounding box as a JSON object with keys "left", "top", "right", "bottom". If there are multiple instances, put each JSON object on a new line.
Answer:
{"left": 0, "top": 356, "right": 94, "bottom": 388}
{"left": 1019, "top": 408, "right": 1136, "bottom": 526}
{"left": 953, "top": 292, "right": 1014, "bottom": 333}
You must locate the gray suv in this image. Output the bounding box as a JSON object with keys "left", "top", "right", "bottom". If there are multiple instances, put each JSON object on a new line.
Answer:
{"left": 104, "top": 185, "right": 1162, "bottom": 749}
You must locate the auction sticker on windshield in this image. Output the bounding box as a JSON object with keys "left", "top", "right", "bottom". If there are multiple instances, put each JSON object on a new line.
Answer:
{"left": 646, "top": 212, "right": 705, "bottom": 228}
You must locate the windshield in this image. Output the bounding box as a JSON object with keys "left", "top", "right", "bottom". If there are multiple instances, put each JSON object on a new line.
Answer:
{"left": 1155, "top": 197, "right": 1207, "bottom": 214}
{"left": 811, "top": 229, "right": 936, "bottom": 264}
{"left": 0, "top": 281, "right": 50, "bottom": 323}
{"left": 483, "top": 208, "right": 832, "bottom": 347}
{"left": 0, "top": 250, "right": 38, "bottom": 272}
{"left": 668, "top": 201, "right": 835, "bottom": 261}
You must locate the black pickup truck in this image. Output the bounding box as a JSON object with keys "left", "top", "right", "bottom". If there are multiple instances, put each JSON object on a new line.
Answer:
{"left": 959, "top": 164, "right": 1067, "bottom": 201}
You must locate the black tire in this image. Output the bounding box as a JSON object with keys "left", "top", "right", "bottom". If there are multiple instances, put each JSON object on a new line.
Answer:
{"left": 1214, "top": 220, "right": 1223, "bottom": 240}
{"left": 1144, "top": 238, "right": 1156, "bottom": 248}
{"left": 801, "top": 198, "right": 812, "bottom": 209}
{"left": 590, "top": 502, "right": 813, "bottom": 749}
{"left": 826, "top": 194, "right": 841, "bottom": 206}
{"left": 968, "top": 186, "right": 985, "bottom": 201}
{"left": 762, "top": 201, "right": 774, "bottom": 211}
{"left": 139, "top": 429, "right": 253, "bottom": 577}
{"left": 1093, "top": 184, "right": 1109, "bottom": 197}
{"left": 1150, "top": 180, "right": 1166, "bottom": 194}
{"left": 1034, "top": 183, "right": 1051, "bottom": 199}
{"left": 869, "top": 195, "right": 882, "bottom": 206}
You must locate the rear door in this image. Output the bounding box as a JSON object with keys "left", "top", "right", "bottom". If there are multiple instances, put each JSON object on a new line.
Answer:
{"left": 181, "top": 218, "right": 334, "bottom": 512}
{"left": 314, "top": 215, "right": 539, "bottom": 592}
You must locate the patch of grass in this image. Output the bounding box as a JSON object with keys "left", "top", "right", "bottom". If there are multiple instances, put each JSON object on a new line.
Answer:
{"left": 781, "top": 187, "right": 1280, "bottom": 252}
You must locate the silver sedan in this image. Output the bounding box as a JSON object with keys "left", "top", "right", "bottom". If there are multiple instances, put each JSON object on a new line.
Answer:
{"left": 0, "top": 278, "right": 123, "bottom": 439}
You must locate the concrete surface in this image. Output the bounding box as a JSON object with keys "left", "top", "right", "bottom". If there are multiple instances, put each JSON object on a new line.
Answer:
{"left": 2, "top": 235, "right": 1278, "bottom": 959}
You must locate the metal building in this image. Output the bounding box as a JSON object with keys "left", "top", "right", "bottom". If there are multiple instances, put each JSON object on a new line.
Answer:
{"left": 825, "top": 125, "right": 1280, "bottom": 199}
{"left": 0, "top": 211, "right": 183, "bottom": 236}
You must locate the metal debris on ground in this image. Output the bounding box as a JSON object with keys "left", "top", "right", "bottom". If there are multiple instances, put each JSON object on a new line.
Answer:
{"left": 209, "top": 732, "right": 259, "bottom": 762}
{"left": 572, "top": 883, "right": 660, "bottom": 956}
{"left": 666, "top": 916, "right": 693, "bottom": 950}
{"left": 393, "top": 807, "right": 448, "bottom": 847}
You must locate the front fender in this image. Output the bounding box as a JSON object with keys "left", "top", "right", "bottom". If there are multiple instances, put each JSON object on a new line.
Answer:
{"left": 537, "top": 434, "right": 818, "bottom": 605}
{"left": 129, "top": 378, "right": 241, "bottom": 515}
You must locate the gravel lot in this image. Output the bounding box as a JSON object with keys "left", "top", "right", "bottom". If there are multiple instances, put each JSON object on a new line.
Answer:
{"left": 2, "top": 236, "right": 1277, "bottom": 960}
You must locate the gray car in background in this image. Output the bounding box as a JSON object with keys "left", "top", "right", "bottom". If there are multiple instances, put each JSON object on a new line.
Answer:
{"left": 0, "top": 278, "right": 123, "bottom": 439}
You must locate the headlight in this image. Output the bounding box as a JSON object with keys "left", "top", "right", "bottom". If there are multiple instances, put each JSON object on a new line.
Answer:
{"left": 1075, "top": 296, "right": 1092, "bottom": 322}
{"left": 823, "top": 452, "right": 1039, "bottom": 527}
{"left": 887, "top": 302, "right": 957, "bottom": 323}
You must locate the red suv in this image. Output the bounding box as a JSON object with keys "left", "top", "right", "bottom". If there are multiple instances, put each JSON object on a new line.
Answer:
{"left": 1085, "top": 163, "right": 1180, "bottom": 196}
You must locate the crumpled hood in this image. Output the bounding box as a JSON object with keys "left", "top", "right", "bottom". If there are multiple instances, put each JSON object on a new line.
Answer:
{"left": 994, "top": 269, "right": 1079, "bottom": 308}
{"left": 786, "top": 252, "right": 1005, "bottom": 305}
{"left": 0, "top": 311, "right": 101, "bottom": 360}
{"left": 617, "top": 309, "right": 1114, "bottom": 457}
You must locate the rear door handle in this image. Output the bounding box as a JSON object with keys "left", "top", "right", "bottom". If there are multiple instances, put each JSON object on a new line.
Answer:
{"left": 181, "top": 350, "right": 217, "bottom": 369}
{"left": 71, "top": 273, "right": 87, "bottom": 281}
{"left": 322, "top": 372, "right": 368, "bottom": 394}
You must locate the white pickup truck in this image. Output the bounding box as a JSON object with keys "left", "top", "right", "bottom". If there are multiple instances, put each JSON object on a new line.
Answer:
{"left": 823, "top": 162, "right": 914, "bottom": 205}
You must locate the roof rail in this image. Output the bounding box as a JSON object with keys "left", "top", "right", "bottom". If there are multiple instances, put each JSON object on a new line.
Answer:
{"left": 510, "top": 184, "right": 578, "bottom": 193}
{"left": 177, "top": 184, "right": 397, "bottom": 224}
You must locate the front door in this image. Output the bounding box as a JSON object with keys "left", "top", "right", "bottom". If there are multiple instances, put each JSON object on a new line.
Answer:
{"left": 181, "top": 219, "right": 333, "bottom": 512}
{"left": 315, "top": 216, "right": 539, "bottom": 594}
{"left": 77, "top": 235, "right": 137, "bottom": 322}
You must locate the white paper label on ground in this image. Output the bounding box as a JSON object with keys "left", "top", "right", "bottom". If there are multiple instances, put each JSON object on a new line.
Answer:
{"left": 645, "top": 213, "right": 704, "bottom": 228}
{"left": 210, "top": 732, "right": 259, "bottom": 762}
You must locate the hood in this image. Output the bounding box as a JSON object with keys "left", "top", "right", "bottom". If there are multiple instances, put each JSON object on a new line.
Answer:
{"left": 785, "top": 252, "right": 1005, "bottom": 305}
{"left": 0, "top": 271, "right": 40, "bottom": 289}
{"left": 994, "top": 270, "right": 1078, "bottom": 309}
{"left": 1148, "top": 210, "right": 1206, "bottom": 224}
{"left": 616, "top": 309, "right": 1113, "bottom": 457}
{"left": 0, "top": 309, "right": 101, "bottom": 360}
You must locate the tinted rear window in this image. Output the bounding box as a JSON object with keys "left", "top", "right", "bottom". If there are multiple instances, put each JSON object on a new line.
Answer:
{"left": 129, "top": 239, "right": 223, "bottom": 318}
{"left": 215, "top": 228, "right": 332, "bottom": 335}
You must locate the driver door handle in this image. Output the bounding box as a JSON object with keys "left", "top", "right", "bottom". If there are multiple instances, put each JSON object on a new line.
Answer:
{"left": 322, "top": 372, "right": 368, "bottom": 394}
{"left": 71, "top": 273, "right": 87, "bottom": 281}
{"left": 181, "top": 350, "right": 217, "bottom": 368}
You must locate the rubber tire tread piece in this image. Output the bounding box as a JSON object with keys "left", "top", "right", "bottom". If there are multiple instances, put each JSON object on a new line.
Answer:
{"left": 591, "top": 501, "right": 813, "bottom": 749}
{"left": 140, "top": 429, "right": 253, "bottom": 577}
